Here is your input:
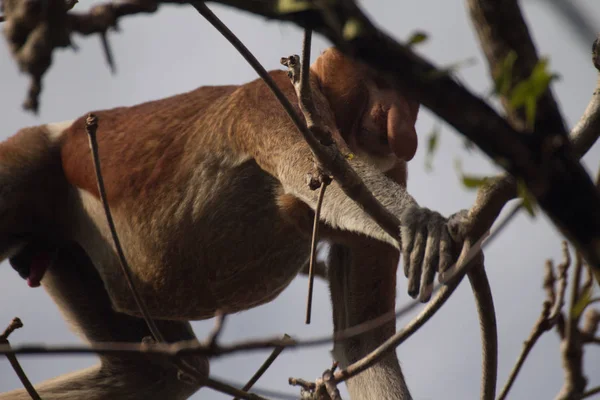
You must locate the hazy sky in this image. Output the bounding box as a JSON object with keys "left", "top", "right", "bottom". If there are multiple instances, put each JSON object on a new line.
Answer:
{"left": 1, "top": 1, "right": 600, "bottom": 399}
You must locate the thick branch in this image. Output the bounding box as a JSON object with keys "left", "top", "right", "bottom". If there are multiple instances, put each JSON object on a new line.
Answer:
{"left": 467, "top": 0, "right": 567, "bottom": 133}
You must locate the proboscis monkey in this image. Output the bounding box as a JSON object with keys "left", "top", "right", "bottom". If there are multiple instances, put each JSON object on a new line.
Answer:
{"left": 0, "top": 48, "right": 467, "bottom": 400}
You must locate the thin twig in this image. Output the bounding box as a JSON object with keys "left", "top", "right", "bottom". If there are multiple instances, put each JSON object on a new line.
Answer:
{"left": 85, "top": 115, "right": 209, "bottom": 388}
{"left": 497, "top": 244, "right": 572, "bottom": 400}
{"left": 205, "top": 377, "right": 267, "bottom": 400}
{"left": 208, "top": 311, "right": 227, "bottom": 348}
{"left": 233, "top": 334, "right": 290, "bottom": 400}
{"left": 84, "top": 114, "right": 165, "bottom": 344}
{"left": 577, "top": 385, "right": 600, "bottom": 399}
{"left": 558, "top": 251, "right": 587, "bottom": 398}
{"left": 0, "top": 318, "right": 41, "bottom": 400}
{"left": 99, "top": 32, "right": 116, "bottom": 74}
{"left": 321, "top": 368, "right": 342, "bottom": 400}
{"left": 296, "top": 28, "right": 332, "bottom": 146}
{"left": 306, "top": 180, "right": 329, "bottom": 325}
{"left": 550, "top": 242, "right": 571, "bottom": 322}
{"left": 497, "top": 301, "right": 551, "bottom": 400}
{"left": 580, "top": 311, "right": 600, "bottom": 349}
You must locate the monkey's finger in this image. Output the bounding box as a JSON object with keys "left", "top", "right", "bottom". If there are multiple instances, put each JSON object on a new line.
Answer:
{"left": 438, "top": 227, "right": 453, "bottom": 280}
{"left": 401, "top": 225, "right": 417, "bottom": 278}
{"left": 407, "top": 229, "right": 426, "bottom": 298}
{"left": 418, "top": 229, "right": 440, "bottom": 303}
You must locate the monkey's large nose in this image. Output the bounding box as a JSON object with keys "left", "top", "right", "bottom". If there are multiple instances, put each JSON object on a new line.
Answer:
{"left": 388, "top": 103, "right": 418, "bottom": 161}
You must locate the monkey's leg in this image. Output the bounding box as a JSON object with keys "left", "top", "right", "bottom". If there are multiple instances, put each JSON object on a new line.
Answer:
{"left": 0, "top": 242, "right": 206, "bottom": 400}
{"left": 328, "top": 241, "right": 412, "bottom": 400}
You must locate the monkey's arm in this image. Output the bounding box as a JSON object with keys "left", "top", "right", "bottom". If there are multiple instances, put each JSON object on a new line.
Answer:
{"left": 236, "top": 72, "right": 458, "bottom": 301}
{"left": 273, "top": 140, "right": 452, "bottom": 301}
{"left": 0, "top": 243, "right": 206, "bottom": 400}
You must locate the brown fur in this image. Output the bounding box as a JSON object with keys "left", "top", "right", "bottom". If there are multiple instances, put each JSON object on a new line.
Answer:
{"left": 0, "top": 48, "right": 464, "bottom": 400}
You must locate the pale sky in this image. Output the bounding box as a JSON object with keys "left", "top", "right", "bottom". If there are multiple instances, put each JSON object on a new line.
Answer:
{"left": 1, "top": 1, "right": 600, "bottom": 399}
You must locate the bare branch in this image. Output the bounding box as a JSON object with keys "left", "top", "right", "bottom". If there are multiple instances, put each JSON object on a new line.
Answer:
{"left": 497, "top": 300, "right": 552, "bottom": 400}
{"left": 205, "top": 377, "right": 267, "bottom": 400}
{"left": 1, "top": 0, "right": 180, "bottom": 112}
{"left": 99, "top": 32, "right": 116, "bottom": 74}
{"left": 233, "top": 334, "right": 290, "bottom": 400}
{"left": 577, "top": 386, "right": 600, "bottom": 400}
{"left": 299, "top": 259, "right": 328, "bottom": 281}
{"left": 550, "top": 242, "right": 571, "bottom": 322}
{"left": 498, "top": 249, "right": 571, "bottom": 400}
{"left": 85, "top": 114, "right": 165, "bottom": 344}
{"left": 580, "top": 308, "right": 600, "bottom": 343}
{"left": 306, "top": 180, "right": 329, "bottom": 325}
{"left": 207, "top": 311, "right": 227, "bottom": 348}
{"left": 85, "top": 115, "right": 207, "bottom": 386}
{"left": 558, "top": 251, "right": 587, "bottom": 399}
{"left": 0, "top": 318, "right": 41, "bottom": 400}
{"left": 322, "top": 367, "right": 342, "bottom": 400}
{"left": 570, "top": 36, "right": 600, "bottom": 159}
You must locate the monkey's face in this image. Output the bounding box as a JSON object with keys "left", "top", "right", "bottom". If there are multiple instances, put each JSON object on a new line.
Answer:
{"left": 8, "top": 238, "right": 57, "bottom": 288}
{"left": 312, "top": 48, "right": 420, "bottom": 171}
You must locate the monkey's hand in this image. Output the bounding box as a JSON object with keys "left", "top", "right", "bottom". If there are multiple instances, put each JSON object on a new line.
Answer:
{"left": 400, "top": 206, "right": 470, "bottom": 302}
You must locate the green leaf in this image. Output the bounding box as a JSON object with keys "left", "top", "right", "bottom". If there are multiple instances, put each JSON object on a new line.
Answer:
{"left": 454, "top": 158, "right": 491, "bottom": 190}
{"left": 572, "top": 285, "right": 593, "bottom": 319}
{"left": 407, "top": 31, "right": 429, "bottom": 47}
{"left": 461, "top": 175, "right": 490, "bottom": 189}
{"left": 516, "top": 179, "right": 537, "bottom": 216}
{"left": 424, "top": 124, "right": 440, "bottom": 172}
{"left": 343, "top": 18, "right": 364, "bottom": 40}
{"left": 508, "top": 57, "right": 560, "bottom": 129}
{"left": 276, "top": 0, "right": 318, "bottom": 13}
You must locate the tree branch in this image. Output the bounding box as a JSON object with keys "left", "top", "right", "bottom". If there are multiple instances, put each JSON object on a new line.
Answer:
{"left": 0, "top": 318, "right": 41, "bottom": 400}
{"left": 205, "top": 0, "right": 600, "bottom": 277}
{"left": 498, "top": 245, "right": 571, "bottom": 400}
{"left": 466, "top": 0, "right": 567, "bottom": 133}
{"left": 233, "top": 334, "right": 290, "bottom": 400}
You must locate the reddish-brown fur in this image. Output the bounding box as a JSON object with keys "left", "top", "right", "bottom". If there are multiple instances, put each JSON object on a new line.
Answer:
{"left": 0, "top": 48, "right": 446, "bottom": 400}
{"left": 61, "top": 85, "right": 238, "bottom": 204}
